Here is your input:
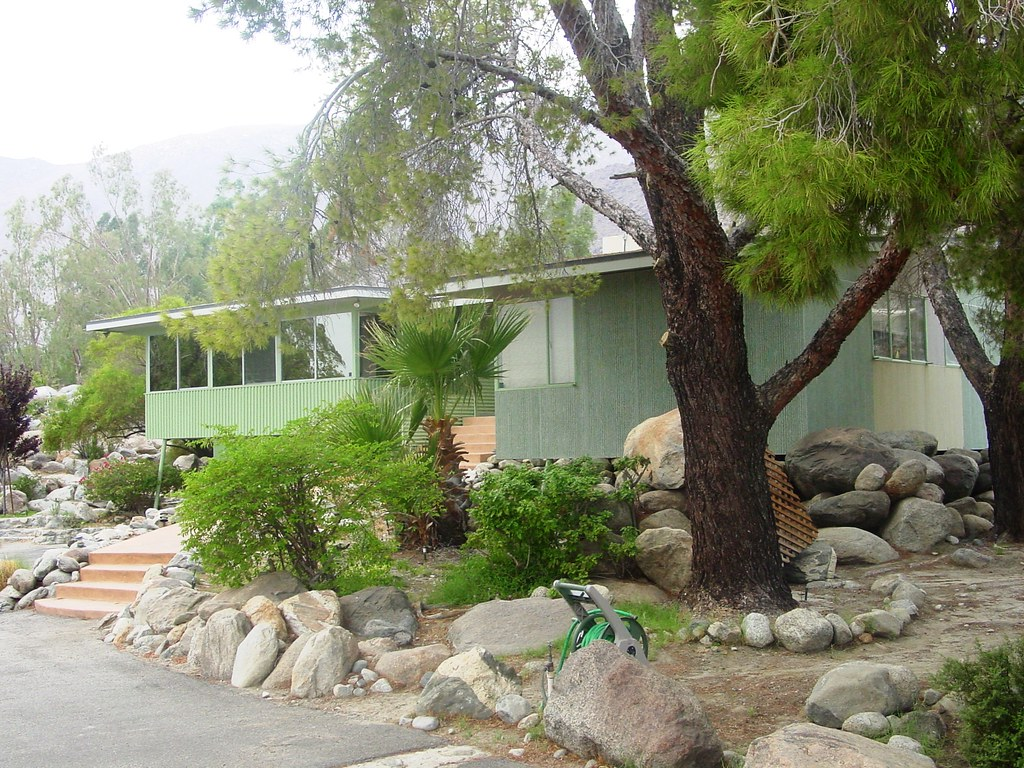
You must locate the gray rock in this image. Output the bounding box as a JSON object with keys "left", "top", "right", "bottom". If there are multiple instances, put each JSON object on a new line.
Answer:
{"left": 892, "top": 710, "right": 946, "bottom": 743}
{"left": 638, "top": 508, "right": 690, "bottom": 533}
{"left": 634, "top": 526, "right": 693, "bottom": 594}
{"left": 338, "top": 586, "right": 417, "bottom": 644}
{"left": 17, "top": 586, "right": 49, "bottom": 609}
{"left": 815, "top": 527, "right": 900, "bottom": 565}
{"left": 231, "top": 623, "right": 281, "bottom": 688}
{"left": 842, "top": 711, "right": 891, "bottom": 738}
{"left": 638, "top": 489, "right": 688, "bottom": 514}
{"left": 261, "top": 633, "right": 312, "bottom": 691}
{"left": 164, "top": 567, "right": 196, "bottom": 586}
{"left": 915, "top": 483, "right": 945, "bottom": 503}
{"left": 887, "top": 735, "right": 925, "bottom": 754}
{"left": 884, "top": 461, "right": 928, "bottom": 500}
{"left": 279, "top": 590, "right": 343, "bottom": 636}
{"left": 805, "top": 662, "right": 919, "bottom": 728}
{"left": 290, "top": 625, "right": 360, "bottom": 699}
{"left": 849, "top": 610, "right": 904, "bottom": 638}
{"left": 240, "top": 595, "right": 288, "bottom": 640}
{"left": 197, "top": 571, "right": 307, "bottom": 620}
{"left": 434, "top": 646, "right": 521, "bottom": 709}
{"left": 133, "top": 583, "right": 211, "bottom": 634}
{"left": 746, "top": 723, "right": 935, "bottom": 767}
{"left": 786, "top": 428, "right": 899, "bottom": 499}
{"left": 962, "top": 514, "right": 994, "bottom": 538}
{"left": 890, "top": 582, "right": 927, "bottom": 609}
{"left": 189, "top": 609, "right": 252, "bottom": 680}
{"left": 785, "top": 540, "right": 837, "bottom": 584}
{"left": 448, "top": 596, "right": 572, "bottom": 656}
{"left": 882, "top": 498, "right": 964, "bottom": 553}
{"left": 32, "top": 554, "right": 58, "bottom": 580}
{"left": 950, "top": 548, "right": 993, "bottom": 568}
{"left": 411, "top": 716, "right": 440, "bottom": 731}
{"left": 934, "top": 453, "right": 980, "bottom": 502}
{"left": 370, "top": 678, "right": 393, "bottom": 693}
{"left": 374, "top": 644, "right": 451, "bottom": 688}
{"left": 544, "top": 642, "right": 723, "bottom": 768}
{"left": 890, "top": 450, "right": 944, "bottom": 484}
{"left": 7, "top": 568, "right": 37, "bottom": 593}
{"left": 495, "top": 693, "right": 533, "bottom": 724}
{"left": 55, "top": 556, "right": 81, "bottom": 573}
{"left": 416, "top": 675, "right": 492, "bottom": 719}
{"left": 876, "top": 431, "right": 939, "bottom": 456}
{"left": 740, "top": 613, "right": 774, "bottom": 648}
{"left": 707, "top": 621, "right": 742, "bottom": 645}
{"left": 826, "top": 613, "right": 854, "bottom": 646}
{"left": 774, "top": 608, "right": 834, "bottom": 653}
{"left": 41, "top": 569, "right": 73, "bottom": 586}
{"left": 808, "top": 491, "right": 891, "bottom": 530}
{"left": 974, "top": 500, "right": 995, "bottom": 522}
{"left": 854, "top": 464, "right": 888, "bottom": 491}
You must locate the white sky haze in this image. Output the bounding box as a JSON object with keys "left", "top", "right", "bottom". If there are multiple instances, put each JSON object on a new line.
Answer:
{"left": 0, "top": 1, "right": 333, "bottom": 164}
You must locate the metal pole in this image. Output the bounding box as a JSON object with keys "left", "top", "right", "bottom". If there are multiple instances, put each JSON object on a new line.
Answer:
{"left": 154, "top": 438, "right": 167, "bottom": 511}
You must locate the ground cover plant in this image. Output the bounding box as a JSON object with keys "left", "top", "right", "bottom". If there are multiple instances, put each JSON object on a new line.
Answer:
{"left": 176, "top": 401, "right": 442, "bottom": 592}
{"left": 83, "top": 459, "right": 183, "bottom": 515}
{"left": 433, "top": 459, "right": 635, "bottom": 602}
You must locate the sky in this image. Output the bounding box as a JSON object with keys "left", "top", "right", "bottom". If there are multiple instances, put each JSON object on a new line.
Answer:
{"left": 0, "top": 2, "right": 334, "bottom": 164}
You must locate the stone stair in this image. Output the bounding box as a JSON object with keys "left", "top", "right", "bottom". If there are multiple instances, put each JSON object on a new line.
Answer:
{"left": 34, "top": 524, "right": 182, "bottom": 620}
{"left": 453, "top": 416, "right": 496, "bottom": 467}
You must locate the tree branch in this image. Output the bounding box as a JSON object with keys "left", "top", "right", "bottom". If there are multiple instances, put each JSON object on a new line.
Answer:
{"left": 920, "top": 247, "right": 995, "bottom": 397}
{"left": 514, "top": 115, "right": 655, "bottom": 250}
{"left": 758, "top": 223, "right": 912, "bottom": 417}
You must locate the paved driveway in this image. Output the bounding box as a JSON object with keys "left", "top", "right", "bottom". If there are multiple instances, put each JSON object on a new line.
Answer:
{"left": 0, "top": 611, "right": 524, "bottom": 768}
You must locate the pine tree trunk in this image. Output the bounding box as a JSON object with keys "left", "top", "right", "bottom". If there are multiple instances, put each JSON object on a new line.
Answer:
{"left": 984, "top": 351, "right": 1024, "bottom": 540}
{"left": 643, "top": 175, "right": 796, "bottom": 612}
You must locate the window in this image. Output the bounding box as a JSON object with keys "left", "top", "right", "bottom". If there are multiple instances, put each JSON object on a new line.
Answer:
{"left": 178, "top": 337, "right": 208, "bottom": 389}
{"left": 317, "top": 313, "right": 354, "bottom": 379}
{"left": 149, "top": 336, "right": 177, "bottom": 391}
{"left": 872, "top": 292, "right": 927, "bottom": 362}
{"left": 281, "top": 317, "right": 316, "bottom": 381}
{"left": 212, "top": 350, "right": 242, "bottom": 387}
{"left": 243, "top": 340, "right": 276, "bottom": 384}
{"left": 359, "top": 314, "right": 387, "bottom": 377}
{"left": 500, "top": 298, "right": 575, "bottom": 387}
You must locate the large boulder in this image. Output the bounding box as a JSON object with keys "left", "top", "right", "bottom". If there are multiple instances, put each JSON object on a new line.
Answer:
{"left": 132, "top": 583, "right": 212, "bottom": 634}
{"left": 746, "top": 723, "right": 935, "bottom": 767}
{"left": 434, "top": 646, "right": 521, "bottom": 709}
{"left": 883, "top": 461, "right": 928, "bottom": 500}
{"left": 890, "top": 450, "right": 944, "bottom": 485}
{"left": 784, "top": 540, "right": 837, "bottom": 584}
{"left": 197, "top": 572, "right": 307, "bottom": 620}
{"left": 448, "top": 596, "right": 573, "bottom": 655}
{"left": 634, "top": 527, "right": 693, "bottom": 595}
{"left": 261, "top": 633, "right": 312, "bottom": 691}
{"left": 773, "top": 608, "right": 834, "bottom": 653}
{"left": 875, "top": 430, "right": 939, "bottom": 457}
{"left": 881, "top": 498, "right": 964, "bottom": 553}
{"left": 807, "top": 491, "right": 890, "bottom": 530}
{"left": 934, "top": 453, "right": 980, "bottom": 501}
{"left": 290, "top": 625, "right": 360, "bottom": 699}
{"left": 544, "top": 642, "right": 723, "bottom": 768}
{"left": 188, "top": 609, "right": 252, "bottom": 681}
{"left": 638, "top": 489, "right": 688, "bottom": 515}
{"left": 786, "top": 429, "right": 899, "bottom": 499}
{"left": 338, "top": 586, "right": 417, "bottom": 645}
{"left": 416, "top": 675, "right": 493, "bottom": 719}
{"left": 639, "top": 508, "right": 690, "bottom": 533}
{"left": 374, "top": 644, "right": 452, "bottom": 688}
{"left": 240, "top": 595, "right": 288, "bottom": 640}
{"left": 231, "top": 623, "right": 281, "bottom": 688}
{"left": 815, "top": 527, "right": 900, "bottom": 565}
{"left": 279, "top": 590, "right": 342, "bottom": 636}
{"left": 805, "top": 661, "right": 919, "bottom": 728}
{"left": 623, "top": 410, "right": 686, "bottom": 490}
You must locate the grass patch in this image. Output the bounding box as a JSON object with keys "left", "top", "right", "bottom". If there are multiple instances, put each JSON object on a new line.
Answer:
{"left": 428, "top": 553, "right": 527, "bottom": 605}
{"left": 618, "top": 600, "right": 685, "bottom": 656}
{"left": 0, "top": 558, "right": 28, "bottom": 584}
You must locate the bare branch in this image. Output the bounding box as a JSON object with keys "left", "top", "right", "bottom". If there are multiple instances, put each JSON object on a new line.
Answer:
{"left": 758, "top": 223, "right": 912, "bottom": 417}
{"left": 515, "top": 115, "right": 655, "bottom": 250}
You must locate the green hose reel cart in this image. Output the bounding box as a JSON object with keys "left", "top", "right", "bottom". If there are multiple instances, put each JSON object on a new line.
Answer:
{"left": 552, "top": 580, "right": 650, "bottom": 671}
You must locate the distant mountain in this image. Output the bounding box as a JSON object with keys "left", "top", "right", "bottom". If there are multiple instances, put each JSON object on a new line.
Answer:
{"left": 0, "top": 125, "right": 303, "bottom": 221}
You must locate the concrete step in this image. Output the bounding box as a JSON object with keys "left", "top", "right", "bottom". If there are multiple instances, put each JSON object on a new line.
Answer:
{"left": 79, "top": 564, "right": 153, "bottom": 584}
{"left": 54, "top": 581, "right": 142, "bottom": 603}
{"left": 87, "top": 550, "right": 177, "bottom": 566}
{"left": 34, "top": 597, "right": 127, "bottom": 620}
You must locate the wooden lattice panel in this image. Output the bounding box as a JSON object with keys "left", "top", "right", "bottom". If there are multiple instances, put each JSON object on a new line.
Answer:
{"left": 765, "top": 450, "right": 818, "bottom": 563}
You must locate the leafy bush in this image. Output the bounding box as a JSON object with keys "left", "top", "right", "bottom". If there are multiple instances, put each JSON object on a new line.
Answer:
{"left": 11, "top": 474, "right": 42, "bottom": 500}
{"left": 436, "top": 459, "right": 626, "bottom": 602}
{"left": 175, "top": 409, "right": 442, "bottom": 592}
{"left": 42, "top": 366, "right": 143, "bottom": 454}
{"left": 82, "top": 459, "right": 183, "bottom": 514}
{"left": 935, "top": 636, "right": 1024, "bottom": 768}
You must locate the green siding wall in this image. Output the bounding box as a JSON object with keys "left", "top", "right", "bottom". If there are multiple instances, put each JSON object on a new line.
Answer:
{"left": 497, "top": 269, "right": 877, "bottom": 459}
{"left": 146, "top": 379, "right": 495, "bottom": 440}
{"left": 496, "top": 270, "right": 677, "bottom": 459}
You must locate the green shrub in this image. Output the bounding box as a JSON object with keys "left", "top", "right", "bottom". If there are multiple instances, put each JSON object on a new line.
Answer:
{"left": 934, "top": 636, "right": 1024, "bottom": 768}
{"left": 11, "top": 474, "right": 42, "bottom": 500}
{"left": 82, "top": 459, "right": 183, "bottom": 514}
{"left": 175, "top": 411, "right": 442, "bottom": 592}
{"left": 436, "top": 459, "right": 625, "bottom": 602}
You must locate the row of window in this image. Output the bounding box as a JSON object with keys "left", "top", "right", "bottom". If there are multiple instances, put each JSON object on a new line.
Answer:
{"left": 871, "top": 292, "right": 928, "bottom": 362}
{"left": 149, "top": 312, "right": 375, "bottom": 391}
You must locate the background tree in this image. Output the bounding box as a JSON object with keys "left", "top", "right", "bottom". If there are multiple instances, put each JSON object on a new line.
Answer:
{"left": 0, "top": 363, "right": 40, "bottom": 513}
{"left": 195, "top": 0, "right": 1020, "bottom": 609}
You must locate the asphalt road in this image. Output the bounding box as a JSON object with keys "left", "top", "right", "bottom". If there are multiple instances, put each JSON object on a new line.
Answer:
{"left": 0, "top": 611, "right": 525, "bottom": 768}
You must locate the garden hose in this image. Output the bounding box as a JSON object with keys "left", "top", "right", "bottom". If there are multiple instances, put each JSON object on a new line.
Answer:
{"left": 557, "top": 609, "right": 650, "bottom": 672}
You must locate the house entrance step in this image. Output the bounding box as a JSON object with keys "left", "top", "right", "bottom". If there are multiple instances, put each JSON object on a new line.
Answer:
{"left": 33, "top": 524, "right": 182, "bottom": 620}
{"left": 453, "top": 416, "right": 496, "bottom": 468}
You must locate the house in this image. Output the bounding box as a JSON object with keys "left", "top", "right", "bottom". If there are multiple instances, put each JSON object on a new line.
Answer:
{"left": 85, "top": 240, "right": 988, "bottom": 459}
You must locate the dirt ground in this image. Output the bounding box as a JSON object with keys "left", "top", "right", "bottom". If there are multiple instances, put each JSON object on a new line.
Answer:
{"left": 162, "top": 543, "right": 1024, "bottom": 766}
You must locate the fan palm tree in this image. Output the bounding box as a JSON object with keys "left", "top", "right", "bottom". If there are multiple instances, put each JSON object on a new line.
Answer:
{"left": 363, "top": 303, "right": 528, "bottom": 541}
